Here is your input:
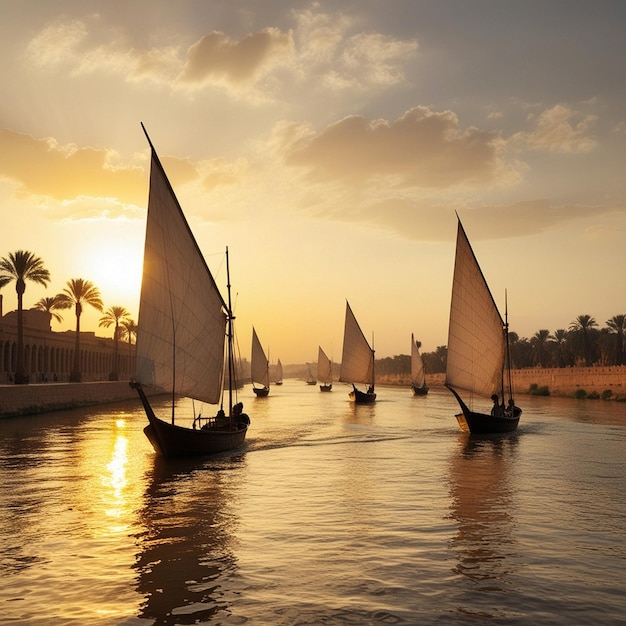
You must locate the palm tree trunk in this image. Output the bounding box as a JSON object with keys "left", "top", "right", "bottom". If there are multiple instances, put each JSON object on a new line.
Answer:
{"left": 70, "top": 303, "right": 82, "bottom": 382}
{"left": 15, "top": 287, "right": 29, "bottom": 384}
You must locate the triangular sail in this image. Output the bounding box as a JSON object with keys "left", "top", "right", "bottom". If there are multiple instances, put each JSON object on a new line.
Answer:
{"left": 251, "top": 327, "right": 269, "bottom": 387}
{"left": 135, "top": 143, "right": 226, "bottom": 405}
{"left": 446, "top": 218, "right": 505, "bottom": 398}
{"left": 317, "top": 346, "right": 332, "bottom": 384}
{"left": 339, "top": 301, "right": 374, "bottom": 385}
{"left": 411, "top": 334, "right": 426, "bottom": 388}
{"left": 276, "top": 358, "right": 283, "bottom": 381}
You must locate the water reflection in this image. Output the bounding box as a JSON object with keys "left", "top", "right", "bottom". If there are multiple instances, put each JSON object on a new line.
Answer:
{"left": 133, "top": 458, "right": 239, "bottom": 625}
{"left": 102, "top": 420, "right": 129, "bottom": 527}
{"left": 447, "top": 435, "right": 520, "bottom": 595}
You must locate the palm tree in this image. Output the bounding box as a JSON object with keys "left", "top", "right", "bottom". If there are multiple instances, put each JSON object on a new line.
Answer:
{"left": 58, "top": 278, "right": 103, "bottom": 382}
{"left": 99, "top": 306, "right": 130, "bottom": 380}
{"left": 530, "top": 329, "right": 551, "bottom": 367}
{"left": 0, "top": 251, "right": 51, "bottom": 384}
{"left": 605, "top": 314, "right": 626, "bottom": 365}
{"left": 569, "top": 314, "right": 599, "bottom": 366}
{"left": 120, "top": 318, "right": 137, "bottom": 373}
{"left": 34, "top": 295, "right": 71, "bottom": 325}
{"left": 549, "top": 329, "right": 570, "bottom": 367}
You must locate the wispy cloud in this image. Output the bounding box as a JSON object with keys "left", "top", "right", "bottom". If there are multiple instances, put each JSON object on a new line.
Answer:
{"left": 282, "top": 106, "right": 511, "bottom": 188}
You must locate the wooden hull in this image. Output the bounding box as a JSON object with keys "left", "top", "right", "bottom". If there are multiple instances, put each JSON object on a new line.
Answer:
{"left": 253, "top": 386, "right": 269, "bottom": 397}
{"left": 447, "top": 384, "right": 520, "bottom": 434}
{"left": 349, "top": 388, "right": 376, "bottom": 403}
{"left": 275, "top": 381, "right": 283, "bottom": 385}
{"left": 131, "top": 382, "right": 249, "bottom": 458}
{"left": 320, "top": 383, "right": 332, "bottom": 392}
{"left": 455, "top": 410, "right": 519, "bottom": 434}
{"left": 144, "top": 414, "right": 249, "bottom": 458}
{"left": 411, "top": 384, "right": 429, "bottom": 396}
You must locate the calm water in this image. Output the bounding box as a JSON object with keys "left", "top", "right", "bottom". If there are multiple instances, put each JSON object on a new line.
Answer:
{"left": 1, "top": 382, "right": 625, "bottom": 625}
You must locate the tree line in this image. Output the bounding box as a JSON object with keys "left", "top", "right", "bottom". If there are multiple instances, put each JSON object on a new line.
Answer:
{"left": 0, "top": 250, "right": 137, "bottom": 384}
{"left": 375, "top": 313, "right": 626, "bottom": 377}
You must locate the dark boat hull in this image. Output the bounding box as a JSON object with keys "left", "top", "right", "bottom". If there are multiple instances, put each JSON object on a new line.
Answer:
{"left": 253, "top": 386, "right": 269, "bottom": 397}
{"left": 144, "top": 414, "right": 248, "bottom": 457}
{"left": 446, "top": 385, "right": 520, "bottom": 434}
{"left": 349, "top": 388, "right": 376, "bottom": 403}
{"left": 320, "top": 383, "right": 332, "bottom": 392}
{"left": 411, "top": 384, "right": 429, "bottom": 396}
{"left": 454, "top": 410, "right": 519, "bottom": 434}
{"left": 131, "top": 382, "right": 249, "bottom": 458}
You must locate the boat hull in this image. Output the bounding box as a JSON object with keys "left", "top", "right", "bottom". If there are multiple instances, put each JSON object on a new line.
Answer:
{"left": 253, "top": 386, "right": 269, "bottom": 397}
{"left": 447, "top": 384, "right": 520, "bottom": 434}
{"left": 144, "top": 414, "right": 249, "bottom": 458}
{"left": 349, "top": 388, "right": 376, "bottom": 403}
{"left": 455, "top": 410, "right": 519, "bottom": 434}
{"left": 411, "top": 384, "right": 429, "bottom": 396}
{"left": 320, "top": 384, "right": 332, "bottom": 392}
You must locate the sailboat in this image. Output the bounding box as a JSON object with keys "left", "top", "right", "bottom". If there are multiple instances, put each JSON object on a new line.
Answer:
{"left": 275, "top": 358, "right": 283, "bottom": 385}
{"left": 130, "top": 124, "right": 250, "bottom": 457}
{"left": 317, "top": 346, "right": 333, "bottom": 392}
{"left": 306, "top": 364, "right": 316, "bottom": 385}
{"left": 410, "top": 333, "right": 429, "bottom": 395}
{"left": 251, "top": 327, "right": 270, "bottom": 397}
{"left": 339, "top": 301, "right": 376, "bottom": 403}
{"left": 445, "top": 216, "right": 521, "bottom": 434}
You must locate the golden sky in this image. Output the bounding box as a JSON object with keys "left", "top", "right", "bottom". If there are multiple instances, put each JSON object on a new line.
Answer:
{"left": 1, "top": 1, "right": 625, "bottom": 364}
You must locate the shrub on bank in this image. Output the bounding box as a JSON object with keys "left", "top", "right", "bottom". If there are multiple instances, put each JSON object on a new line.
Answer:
{"left": 574, "top": 389, "right": 587, "bottom": 399}
{"left": 529, "top": 383, "right": 550, "bottom": 396}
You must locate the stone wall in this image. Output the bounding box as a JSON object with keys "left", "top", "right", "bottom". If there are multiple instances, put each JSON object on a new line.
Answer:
{"left": 0, "top": 381, "right": 162, "bottom": 418}
{"left": 425, "top": 365, "right": 626, "bottom": 398}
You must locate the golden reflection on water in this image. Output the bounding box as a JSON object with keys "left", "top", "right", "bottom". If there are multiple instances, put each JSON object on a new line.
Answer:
{"left": 101, "top": 418, "right": 130, "bottom": 534}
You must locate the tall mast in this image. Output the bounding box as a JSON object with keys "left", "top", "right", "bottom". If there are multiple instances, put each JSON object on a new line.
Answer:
{"left": 226, "top": 247, "right": 234, "bottom": 415}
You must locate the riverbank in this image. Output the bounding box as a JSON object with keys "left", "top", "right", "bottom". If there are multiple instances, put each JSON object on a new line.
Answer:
{"left": 384, "top": 365, "right": 626, "bottom": 400}
{"left": 0, "top": 381, "right": 163, "bottom": 418}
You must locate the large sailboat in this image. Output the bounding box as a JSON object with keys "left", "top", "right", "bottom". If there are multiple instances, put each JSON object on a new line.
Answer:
{"left": 251, "top": 327, "right": 270, "bottom": 397}
{"left": 339, "top": 301, "right": 376, "bottom": 403}
{"left": 130, "top": 125, "right": 250, "bottom": 457}
{"left": 410, "top": 333, "right": 429, "bottom": 395}
{"left": 317, "top": 346, "right": 333, "bottom": 392}
{"left": 445, "top": 216, "right": 521, "bottom": 434}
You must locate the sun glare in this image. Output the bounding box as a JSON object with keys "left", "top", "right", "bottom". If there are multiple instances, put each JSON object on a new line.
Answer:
{"left": 86, "top": 239, "right": 143, "bottom": 311}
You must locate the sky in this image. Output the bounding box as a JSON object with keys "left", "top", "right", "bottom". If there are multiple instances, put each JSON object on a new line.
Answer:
{"left": 1, "top": 0, "right": 625, "bottom": 365}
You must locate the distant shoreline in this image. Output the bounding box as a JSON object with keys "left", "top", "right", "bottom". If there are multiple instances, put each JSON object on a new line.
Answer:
{"left": 380, "top": 365, "right": 626, "bottom": 400}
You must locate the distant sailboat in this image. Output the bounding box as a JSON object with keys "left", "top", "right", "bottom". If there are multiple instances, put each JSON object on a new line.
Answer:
{"left": 445, "top": 216, "right": 521, "bottom": 434}
{"left": 130, "top": 124, "right": 250, "bottom": 457}
{"left": 251, "top": 327, "right": 270, "bottom": 397}
{"left": 275, "top": 358, "right": 283, "bottom": 385}
{"left": 317, "top": 346, "right": 333, "bottom": 392}
{"left": 410, "top": 333, "right": 429, "bottom": 395}
{"left": 306, "top": 364, "right": 316, "bottom": 385}
{"left": 339, "top": 301, "right": 376, "bottom": 403}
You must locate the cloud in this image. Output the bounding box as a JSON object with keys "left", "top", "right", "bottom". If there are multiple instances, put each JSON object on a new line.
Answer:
{"left": 282, "top": 106, "right": 507, "bottom": 188}
{"left": 179, "top": 29, "right": 294, "bottom": 86}
{"left": 517, "top": 104, "right": 598, "bottom": 153}
{"left": 0, "top": 129, "right": 147, "bottom": 211}
{"left": 292, "top": 7, "right": 418, "bottom": 90}
{"left": 23, "top": 8, "right": 416, "bottom": 98}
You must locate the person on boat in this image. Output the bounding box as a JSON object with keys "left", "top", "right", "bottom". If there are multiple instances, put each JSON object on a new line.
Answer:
{"left": 505, "top": 398, "right": 521, "bottom": 418}
{"left": 367, "top": 386, "right": 374, "bottom": 394}
{"left": 233, "top": 402, "right": 251, "bottom": 426}
{"left": 491, "top": 394, "right": 505, "bottom": 417}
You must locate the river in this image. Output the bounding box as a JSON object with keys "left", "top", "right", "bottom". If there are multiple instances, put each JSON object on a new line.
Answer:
{"left": 1, "top": 381, "right": 625, "bottom": 624}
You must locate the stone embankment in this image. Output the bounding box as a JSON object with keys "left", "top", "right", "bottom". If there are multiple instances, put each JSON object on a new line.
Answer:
{"left": 0, "top": 381, "right": 162, "bottom": 418}
{"left": 421, "top": 365, "right": 626, "bottom": 399}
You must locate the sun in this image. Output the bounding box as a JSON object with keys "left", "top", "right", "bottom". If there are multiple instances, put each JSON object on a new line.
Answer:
{"left": 84, "top": 235, "right": 143, "bottom": 314}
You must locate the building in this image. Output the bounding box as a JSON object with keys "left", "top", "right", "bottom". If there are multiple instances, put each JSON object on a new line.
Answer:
{"left": 0, "top": 308, "right": 134, "bottom": 384}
